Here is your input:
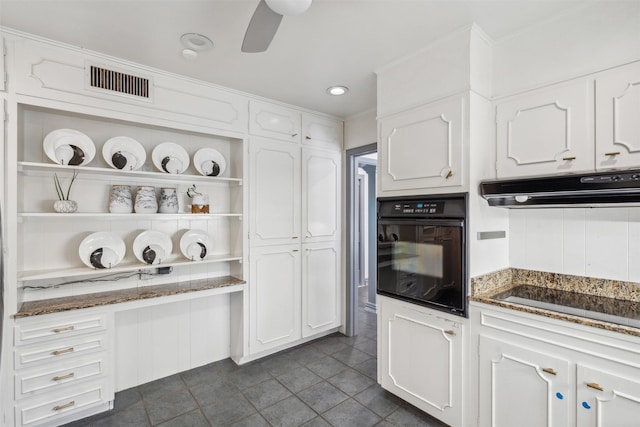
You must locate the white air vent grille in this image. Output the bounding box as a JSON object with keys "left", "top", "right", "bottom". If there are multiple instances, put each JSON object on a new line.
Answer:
{"left": 89, "top": 65, "right": 150, "bottom": 98}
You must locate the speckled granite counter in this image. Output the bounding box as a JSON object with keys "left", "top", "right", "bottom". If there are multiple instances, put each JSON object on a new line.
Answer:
{"left": 15, "top": 276, "right": 245, "bottom": 318}
{"left": 470, "top": 268, "right": 640, "bottom": 337}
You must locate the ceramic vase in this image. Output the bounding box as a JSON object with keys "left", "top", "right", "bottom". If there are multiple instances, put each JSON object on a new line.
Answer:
{"left": 191, "top": 194, "right": 209, "bottom": 214}
{"left": 159, "top": 187, "right": 179, "bottom": 213}
{"left": 53, "top": 200, "right": 78, "bottom": 213}
{"left": 109, "top": 185, "right": 133, "bottom": 213}
{"left": 135, "top": 186, "right": 158, "bottom": 213}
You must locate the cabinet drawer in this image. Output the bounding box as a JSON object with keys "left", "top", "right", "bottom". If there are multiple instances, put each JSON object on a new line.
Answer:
{"left": 16, "top": 354, "right": 107, "bottom": 398}
{"left": 15, "top": 313, "right": 107, "bottom": 346}
{"left": 15, "top": 334, "right": 106, "bottom": 370}
{"left": 15, "top": 380, "right": 108, "bottom": 427}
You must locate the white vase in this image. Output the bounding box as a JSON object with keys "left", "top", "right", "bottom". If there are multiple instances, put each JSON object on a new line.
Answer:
{"left": 53, "top": 200, "right": 78, "bottom": 213}
{"left": 135, "top": 186, "right": 158, "bottom": 213}
{"left": 158, "top": 187, "right": 179, "bottom": 213}
{"left": 109, "top": 185, "right": 133, "bottom": 213}
{"left": 191, "top": 194, "right": 209, "bottom": 214}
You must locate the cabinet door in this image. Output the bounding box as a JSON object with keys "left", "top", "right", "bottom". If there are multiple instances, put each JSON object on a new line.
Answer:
{"left": 302, "top": 114, "right": 343, "bottom": 151}
{"left": 302, "top": 148, "right": 340, "bottom": 243}
{"left": 478, "top": 335, "right": 570, "bottom": 427}
{"left": 249, "top": 137, "right": 301, "bottom": 246}
{"left": 249, "top": 99, "right": 301, "bottom": 143}
{"left": 595, "top": 62, "right": 640, "bottom": 170}
{"left": 379, "top": 296, "right": 463, "bottom": 427}
{"left": 0, "top": 35, "right": 5, "bottom": 92}
{"left": 496, "top": 79, "right": 593, "bottom": 178}
{"left": 379, "top": 95, "right": 464, "bottom": 193}
{"left": 302, "top": 241, "right": 340, "bottom": 337}
{"left": 577, "top": 364, "right": 640, "bottom": 427}
{"left": 249, "top": 244, "right": 301, "bottom": 354}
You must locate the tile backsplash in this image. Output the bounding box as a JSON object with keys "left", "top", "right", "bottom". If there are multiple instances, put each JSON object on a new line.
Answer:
{"left": 509, "top": 207, "right": 640, "bottom": 283}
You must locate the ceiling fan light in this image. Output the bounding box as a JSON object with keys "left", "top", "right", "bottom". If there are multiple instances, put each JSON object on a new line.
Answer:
{"left": 265, "top": 0, "right": 312, "bottom": 16}
{"left": 327, "top": 85, "right": 349, "bottom": 96}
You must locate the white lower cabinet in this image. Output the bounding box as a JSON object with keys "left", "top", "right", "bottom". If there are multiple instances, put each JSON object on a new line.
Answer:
{"left": 478, "top": 336, "right": 570, "bottom": 427}
{"left": 13, "top": 311, "right": 113, "bottom": 427}
{"left": 379, "top": 295, "right": 465, "bottom": 427}
{"left": 249, "top": 244, "right": 302, "bottom": 353}
{"left": 471, "top": 302, "right": 640, "bottom": 427}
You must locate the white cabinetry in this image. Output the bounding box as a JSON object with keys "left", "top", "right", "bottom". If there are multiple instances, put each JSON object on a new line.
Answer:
{"left": 13, "top": 311, "right": 113, "bottom": 427}
{"left": 249, "top": 244, "right": 302, "bottom": 353}
{"left": 1, "top": 34, "right": 5, "bottom": 92}
{"left": 595, "top": 61, "right": 640, "bottom": 170}
{"left": 249, "top": 100, "right": 301, "bottom": 143}
{"left": 495, "top": 79, "right": 593, "bottom": 178}
{"left": 302, "top": 113, "right": 343, "bottom": 151}
{"left": 379, "top": 94, "right": 464, "bottom": 194}
{"left": 471, "top": 302, "right": 640, "bottom": 427}
{"left": 478, "top": 335, "right": 570, "bottom": 427}
{"left": 379, "top": 295, "right": 465, "bottom": 427}
{"left": 302, "top": 148, "right": 340, "bottom": 243}
{"left": 302, "top": 241, "right": 340, "bottom": 338}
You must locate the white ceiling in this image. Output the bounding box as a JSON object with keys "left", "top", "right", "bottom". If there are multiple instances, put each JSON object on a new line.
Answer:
{"left": 0, "top": 0, "right": 589, "bottom": 118}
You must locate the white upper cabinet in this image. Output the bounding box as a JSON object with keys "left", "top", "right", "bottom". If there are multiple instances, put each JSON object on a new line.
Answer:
{"left": 0, "top": 35, "right": 5, "bottom": 92}
{"left": 496, "top": 79, "right": 594, "bottom": 178}
{"left": 302, "top": 241, "right": 340, "bottom": 338}
{"left": 249, "top": 137, "right": 301, "bottom": 246}
{"left": 379, "top": 94, "right": 464, "bottom": 193}
{"left": 249, "top": 99, "right": 302, "bottom": 143}
{"left": 595, "top": 61, "right": 640, "bottom": 170}
{"left": 302, "top": 114, "right": 343, "bottom": 151}
{"left": 302, "top": 148, "right": 340, "bottom": 243}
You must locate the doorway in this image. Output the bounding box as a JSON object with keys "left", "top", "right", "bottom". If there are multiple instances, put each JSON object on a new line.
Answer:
{"left": 345, "top": 143, "right": 377, "bottom": 337}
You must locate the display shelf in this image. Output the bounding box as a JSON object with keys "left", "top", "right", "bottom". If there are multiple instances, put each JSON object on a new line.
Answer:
{"left": 19, "top": 254, "right": 243, "bottom": 282}
{"left": 19, "top": 212, "right": 243, "bottom": 220}
{"left": 18, "top": 161, "right": 243, "bottom": 185}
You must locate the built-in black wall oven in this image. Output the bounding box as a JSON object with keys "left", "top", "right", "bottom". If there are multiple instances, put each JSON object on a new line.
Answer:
{"left": 377, "top": 194, "right": 468, "bottom": 317}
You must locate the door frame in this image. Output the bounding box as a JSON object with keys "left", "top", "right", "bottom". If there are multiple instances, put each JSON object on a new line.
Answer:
{"left": 345, "top": 143, "right": 377, "bottom": 336}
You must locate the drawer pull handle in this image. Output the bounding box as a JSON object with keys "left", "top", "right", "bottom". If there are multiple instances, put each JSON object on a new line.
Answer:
{"left": 52, "top": 326, "right": 75, "bottom": 333}
{"left": 291, "top": 133, "right": 298, "bottom": 138}
{"left": 587, "top": 382, "right": 604, "bottom": 392}
{"left": 542, "top": 368, "right": 557, "bottom": 375}
{"left": 52, "top": 347, "right": 74, "bottom": 356}
{"left": 53, "top": 401, "right": 75, "bottom": 411}
{"left": 444, "top": 330, "right": 456, "bottom": 336}
{"left": 562, "top": 157, "right": 576, "bottom": 161}
{"left": 445, "top": 171, "right": 453, "bottom": 179}
{"left": 52, "top": 372, "right": 75, "bottom": 381}
{"left": 605, "top": 152, "right": 620, "bottom": 156}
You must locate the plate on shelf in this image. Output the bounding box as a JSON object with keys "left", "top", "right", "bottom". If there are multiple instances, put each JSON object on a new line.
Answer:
{"left": 152, "top": 142, "right": 190, "bottom": 174}
{"left": 132, "top": 230, "right": 172, "bottom": 265}
{"left": 79, "top": 232, "right": 126, "bottom": 269}
{"left": 102, "top": 136, "right": 146, "bottom": 171}
{"left": 193, "top": 148, "right": 226, "bottom": 177}
{"left": 43, "top": 129, "right": 96, "bottom": 166}
{"left": 179, "top": 229, "right": 211, "bottom": 261}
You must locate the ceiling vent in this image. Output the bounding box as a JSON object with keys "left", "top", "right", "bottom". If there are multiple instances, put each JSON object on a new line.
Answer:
{"left": 88, "top": 65, "right": 151, "bottom": 99}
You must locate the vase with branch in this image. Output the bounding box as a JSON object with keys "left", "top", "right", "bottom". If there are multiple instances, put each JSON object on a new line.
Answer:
{"left": 187, "top": 184, "right": 209, "bottom": 214}
{"left": 53, "top": 171, "right": 79, "bottom": 213}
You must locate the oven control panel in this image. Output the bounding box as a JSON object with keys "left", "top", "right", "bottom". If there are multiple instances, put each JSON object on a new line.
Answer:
{"left": 393, "top": 202, "right": 444, "bottom": 214}
{"left": 378, "top": 195, "right": 466, "bottom": 219}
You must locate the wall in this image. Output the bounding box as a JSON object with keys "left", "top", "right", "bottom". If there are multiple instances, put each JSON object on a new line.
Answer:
{"left": 344, "top": 109, "right": 377, "bottom": 150}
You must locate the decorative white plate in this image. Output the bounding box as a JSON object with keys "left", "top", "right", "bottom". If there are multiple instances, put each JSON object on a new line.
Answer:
{"left": 102, "top": 136, "right": 146, "bottom": 171}
{"left": 193, "top": 148, "right": 226, "bottom": 177}
{"left": 132, "top": 230, "right": 172, "bottom": 265}
{"left": 179, "top": 229, "right": 211, "bottom": 261}
{"left": 79, "top": 232, "right": 126, "bottom": 269}
{"left": 152, "top": 142, "right": 190, "bottom": 174}
{"left": 43, "top": 129, "right": 96, "bottom": 166}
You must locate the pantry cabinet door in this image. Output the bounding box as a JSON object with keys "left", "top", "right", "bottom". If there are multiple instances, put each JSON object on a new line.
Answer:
{"left": 249, "top": 137, "right": 301, "bottom": 246}
{"left": 249, "top": 244, "right": 301, "bottom": 354}
{"left": 595, "top": 61, "right": 640, "bottom": 171}
{"left": 577, "top": 364, "right": 640, "bottom": 427}
{"left": 249, "top": 100, "right": 301, "bottom": 143}
{"left": 302, "top": 114, "right": 343, "bottom": 151}
{"left": 302, "top": 241, "right": 340, "bottom": 337}
{"left": 496, "top": 78, "right": 593, "bottom": 178}
{"left": 379, "top": 95, "right": 464, "bottom": 193}
{"left": 302, "top": 148, "right": 340, "bottom": 243}
{"left": 478, "top": 335, "right": 570, "bottom": 427}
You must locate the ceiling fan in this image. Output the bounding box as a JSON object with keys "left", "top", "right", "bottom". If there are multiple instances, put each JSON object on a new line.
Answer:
{"left": 242, "top": 0, "right": 313, "bottom": 53}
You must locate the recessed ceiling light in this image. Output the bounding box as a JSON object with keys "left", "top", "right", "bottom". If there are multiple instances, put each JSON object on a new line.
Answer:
{"left": 327, "top": 85, "right": 349, "bottom": 96}
{"left": 180, "top": 33, "right": 214, "bottom": 52}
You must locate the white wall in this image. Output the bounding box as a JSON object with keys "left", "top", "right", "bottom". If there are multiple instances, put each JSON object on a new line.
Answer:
{"left": 344, "top": 109, "right": 377, "bottom": 150}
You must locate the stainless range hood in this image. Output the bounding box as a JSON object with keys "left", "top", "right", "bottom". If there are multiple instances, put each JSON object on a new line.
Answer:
{"left": 480, "top": 169, "right": 640, "bottom": 208}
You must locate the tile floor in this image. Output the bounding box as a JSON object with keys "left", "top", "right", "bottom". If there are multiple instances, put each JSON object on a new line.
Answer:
{"left": 64, "top": 288, "right": 448, "bottom": 426}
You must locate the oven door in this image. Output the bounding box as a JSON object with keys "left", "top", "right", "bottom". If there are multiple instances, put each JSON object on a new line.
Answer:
{"left": 377, "top": 218, "right": 466, "bottom": 315}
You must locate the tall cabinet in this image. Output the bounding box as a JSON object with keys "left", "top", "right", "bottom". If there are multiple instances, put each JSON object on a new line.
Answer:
{"left": 247, "top": 101, "right": 342, "bottom": 357}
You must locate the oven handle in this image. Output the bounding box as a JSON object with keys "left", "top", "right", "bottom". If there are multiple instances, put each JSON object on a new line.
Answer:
{"left": 378, "top": 218, "right": 464, "bottom": 227}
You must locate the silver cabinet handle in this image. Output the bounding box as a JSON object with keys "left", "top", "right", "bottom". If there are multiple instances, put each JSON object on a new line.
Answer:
{"left": 53, "top": 401, "right": 75, "bottom": 411}
{"left": 52, "top": 347, "right": 74, "bottom": 356}
{"left": 52, "top": 326, "right": 75, "bottom": 333}
{"left": 52, "top": 372, "right": 75, "bottom": 381}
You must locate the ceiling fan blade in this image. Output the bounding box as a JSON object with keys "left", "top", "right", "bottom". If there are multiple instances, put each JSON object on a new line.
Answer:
{"left": 242, "top": 0, "right": 283, "bottom": 53}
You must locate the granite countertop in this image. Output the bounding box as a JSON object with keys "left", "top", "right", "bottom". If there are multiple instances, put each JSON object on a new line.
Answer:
{"left": 16, "top": 276, "right": 245, "bottom": 318}
{"left": 471, "top": 268, "right": 640, "bottom": 337}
